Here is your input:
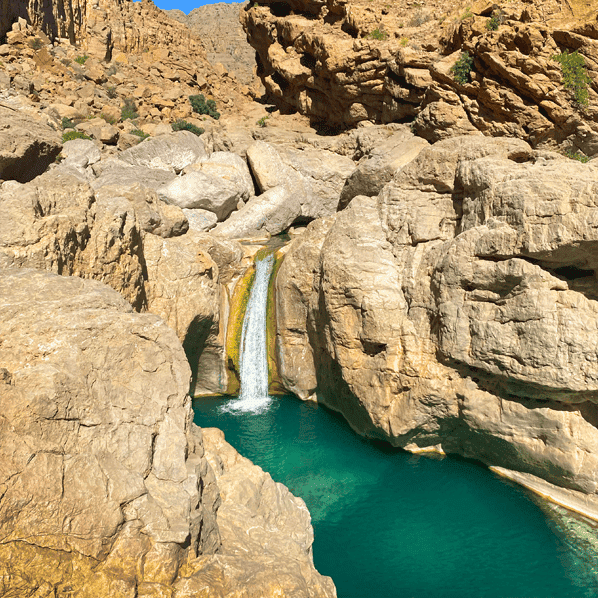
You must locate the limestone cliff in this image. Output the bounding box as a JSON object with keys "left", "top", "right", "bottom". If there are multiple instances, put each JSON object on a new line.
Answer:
{"left": 275, "top": 134, "right": 598, "bottom": 520}
{"left": 167, "top": 2, "right": 261, "bottom": 89}
{"left": 243, "top": 0, "right": 598, "bottom": 153}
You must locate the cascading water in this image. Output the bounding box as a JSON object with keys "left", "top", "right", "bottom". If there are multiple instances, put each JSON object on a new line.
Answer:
{"left": 223, "top": 252, "right": 275, "bottom": 413}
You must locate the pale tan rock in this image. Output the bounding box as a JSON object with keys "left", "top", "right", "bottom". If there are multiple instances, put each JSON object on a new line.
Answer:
{"left": 175, "top": 427, "right": 337, "bottom": 598}
{"left": 213, "top": 186, "right": 300, "bottom": 238}
{"left": 0, "top": 104, "right": 61, "bottom": 182}
{"left": 119, "top": 131, "right": 208, "bottom": 173}
{"left": 0, "top": 268, "right": 220, "bottom": 594}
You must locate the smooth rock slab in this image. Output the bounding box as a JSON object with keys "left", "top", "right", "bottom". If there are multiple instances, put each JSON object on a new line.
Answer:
{"left": 157, "top": 170, "right": 241, "bottom": 220}
{"left": 212, "top": 185, "right": 300, "bottom": 238}
{"left": 119, "top": 130, "right": 208, "bottom": 173}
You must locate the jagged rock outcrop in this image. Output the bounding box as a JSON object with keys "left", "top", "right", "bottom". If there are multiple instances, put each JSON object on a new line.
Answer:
{"left": 0, "top": 268, "right": 336, "bottom": 597}
{"left": 243, "top": 0, "right": 598, "bottom": 153}
{"left": 276, "top": 134, "right": 598, "bottom": 519}
{"left": 0, "top": 103, "right": 61, "bottom": 182}
{"left": 167, "top": 2, "right": 260, "bottom": 89}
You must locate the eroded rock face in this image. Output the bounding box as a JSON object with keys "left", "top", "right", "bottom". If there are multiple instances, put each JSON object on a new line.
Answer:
{"left": 0, "top": 104, "right": 61, "bottom": 182}
{"left": 243, "top": 0, "right": 598, "bottom": 153}
{"left": 275, "top": 134, "right": 598, "bottom": 517}
{"left": 0, "top": 269, "right": 336, "bottom": 597}
{"left": 0, "top": 268, "right": 221, "bottom": 595}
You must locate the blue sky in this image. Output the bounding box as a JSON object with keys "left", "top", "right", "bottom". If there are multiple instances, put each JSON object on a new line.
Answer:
{"left": 135, "top": 0, "right": 241, "bottom": 13}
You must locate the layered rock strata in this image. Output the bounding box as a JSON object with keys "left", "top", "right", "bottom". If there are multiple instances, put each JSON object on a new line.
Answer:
{"left": 275, "top": 134, "right": 598, "bottom": 519}
{"left": 0, "top": 268, "right": 335, "bottom": 597}
{"left": 167, "top": 2, "right": 261, "bottom": 89}
{"left": 243, "top": 0, "right": 598, "bottom": 153}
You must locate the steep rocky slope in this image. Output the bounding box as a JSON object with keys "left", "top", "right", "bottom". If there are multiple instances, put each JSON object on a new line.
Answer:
{"left": 243, "top": 0, "right": 598, "bottom": 154}
{"left": 167, "top": 2, "right": 261, "bottom": 90}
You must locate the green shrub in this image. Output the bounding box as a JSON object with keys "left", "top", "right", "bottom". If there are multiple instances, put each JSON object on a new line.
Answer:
{"left": 256, "top": 115, "right": 270, "bottom": 127}
{"left": 189, "top": 94, "right": 220, "bottom": 120}
{"left": 30, "top": 38, "right": 43, "bottom": 50}
{"left": 75, "top": 54, "right": 89, "bottom": 65}
{"left": 121, "top": 98, "right": 139, "bottom": 121}
{"left": 451, "top": 51, "right": 474, "bottom": 85}
{"left": 368, "top": 28, "right": 388, "bottom": 40}
{"left": 460, "top": 7, "right": 473, "bottom": 20}
{"left": 564, "top": 149, "right": 590, "bottom": 163}
{"left": 487, "top": 17, "right": 499, "bottom": 30}
{"left": 171, "top": 120, "right": 205, "bottom": 136}
{"left": 62, "top": 130, "right": 91, "bottom": 142}
{"left": 552, "top": 49, "right": 592, "bottom": 107}
{"left": 61, "top": 116, "right": 75, "bottom": 130}
{"left": 131, "top": 129, "right": 149, "bottom": 140}
{"left": 100, "top": 113, "right": 116, "bottom": 125}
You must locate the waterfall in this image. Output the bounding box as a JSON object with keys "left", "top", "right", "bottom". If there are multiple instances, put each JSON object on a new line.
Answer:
{"left": 223, "top": 253, "right": 275, "bottom": 413}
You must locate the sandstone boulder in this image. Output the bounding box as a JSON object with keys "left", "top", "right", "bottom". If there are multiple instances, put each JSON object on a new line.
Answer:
{"left": 62, "top": 138, "right": 102, "bottom": 170}
{"left": 183, "top": 208, "right": 219, "bottom": 232}
{"left": 338, "top": 129, "right": 429, "bottom": 209}
{"left": 184, "top": 150, "right": 255, "bottom": 201}
{"left": 0, "top": 104, "right": 61, "bottom": 183}
{"left": 157, "top": 170, "right": 241, "bottom": 220}
{"left": 212, "top": 186, "right": 300, "bottom": 238}
{"left": 91, "top": 159, "right": 178, "bottom": 194}
{"left": 0, "top": 268, "right": 221, "bottom": 595}
{"left": 119, "top": 130, "right": 208, "bottom": 173}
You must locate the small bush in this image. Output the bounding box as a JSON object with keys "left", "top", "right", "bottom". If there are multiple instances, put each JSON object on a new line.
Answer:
{"left": 106, "top": 65, "right": 117, "bottom": 77}
{"left": 256, "top": 115, "right": 270, "bottom": 127}
{"left": 189, "top": 94, "right": 220, "bottom": 120}
{"left": 564, "top": 149, "right": 590, "bottom": 163}
{"left": 62, "top": 130, "right": 91, "bottom": 142}
{"left": 409, "top": 11, "right": 431, "bottom": 27}
{"left": 460, "top": 7, "right": 473, "bottom": 20}
{"left": 451, "top": 51, "right": 474, "bottom": 85}
{"left": 368, "top": 28, "right": 388, "bottom": 41}
{"left": 121, "top": 98, "right": 139, "bottom": 121}
{"left": 171, "top": 120, "right": 205, "bottom": 136}
{"left": 100, "top": 113, "right": 116, "bottom": 125}
{"left": 75, "top": 54, "right": 89, "bottom": 65}
{"left": 400, "top": 37, "right": 409, "bottom": 47}
{"left": 30, "top": 38, "right": 43, "bottom": 50}
{"left": 131, "top": 129, "right": 149, "bottom": 140}
{"left": 61, "top": 116, "right": 75, "bottom": 130}
{"left": 486, "top": 10, "right": 503, "bottom": 30}
{"left": 552, "top": 49, "right": 592, "bottom": 107}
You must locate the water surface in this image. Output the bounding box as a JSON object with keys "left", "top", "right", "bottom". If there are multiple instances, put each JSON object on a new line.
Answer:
{"left": 193, "top": 395, "right": 598, "bottom": 598}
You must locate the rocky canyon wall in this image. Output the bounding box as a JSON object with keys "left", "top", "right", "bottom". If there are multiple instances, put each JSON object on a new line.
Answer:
{"left": 275, "top": 133, "right": 598, "bottom": 520}
{"left": 243, "top": 0, "right": 598, "bottom": 154}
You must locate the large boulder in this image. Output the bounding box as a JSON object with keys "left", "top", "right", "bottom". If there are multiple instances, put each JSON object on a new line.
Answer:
{"left": 184, "top": 150, "right": 255, "bottom": 201}
{"left": 0, "top": 104, "right": 61, "bottom": 183}
{"left": 157, "top": 170, "right": 241, "bottom": 220}
{"left": 338, "top": 129, "right": 429, "bottom": 209}
{"left": 0, "top": 268, "right": 221, "bottom": 595}
{"left": 91, "top": 159, "right": 178, "bottom": 194}
{"left": 0, "top": 269, "right": 336, "bottom": 597}
{"left": 119, "top": 130, "right": 208, "bottom": 173}
{"left": 212, "top": 186, "right": 300, "bottom": 238}
{"left": 246, "top": 141, "right": 355, "bottom": 220}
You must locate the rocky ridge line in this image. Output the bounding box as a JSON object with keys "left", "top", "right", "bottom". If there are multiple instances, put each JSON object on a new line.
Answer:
{"left": 243, "top": 0, "right": 598, "bottom": 154}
